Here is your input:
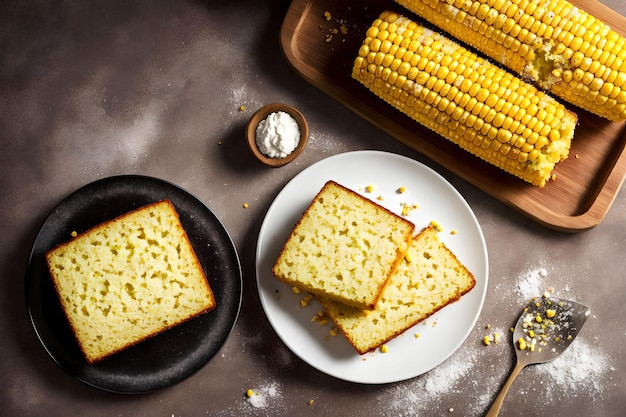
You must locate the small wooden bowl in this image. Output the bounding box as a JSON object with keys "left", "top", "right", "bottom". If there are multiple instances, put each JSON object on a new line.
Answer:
{"left": 246, "top": 103, "right": 309, "bottom": 167}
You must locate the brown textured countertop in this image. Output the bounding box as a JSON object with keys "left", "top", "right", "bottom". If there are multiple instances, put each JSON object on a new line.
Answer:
{"left": 1, "top": 1, "right": 625, "bottom": 416}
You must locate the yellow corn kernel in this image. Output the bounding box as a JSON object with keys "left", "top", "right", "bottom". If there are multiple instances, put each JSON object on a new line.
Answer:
{"left": 246, "top": 389, "right": 255, "bottom": 397}
{"left": 71, "top": 230, "right": 78, "bottom": 237}
{"left": 535, "top": 314, "right": 543, "bottom": 323}
{"left": 518, "top": 338, "right": 527, "bottom": 350}
{"left": 365, "top": 184, "right": 375, "bottom": 193}
{"left": 380, "top": 345, "right": 389, "bottom": 353}
{"left": 291, "top": 286, "right": 302, "bottom": 294}
{"left": 483, "top": 335, "right": 491, "bottom": 346}
{"left": 546, "top": 309, "right": 556, "bottom": 318}
{"left": 397, "top": 186, "right": 407, "bottom": 193}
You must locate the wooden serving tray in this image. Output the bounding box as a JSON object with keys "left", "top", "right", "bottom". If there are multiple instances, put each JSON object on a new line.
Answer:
{"left": 280, "top": 0, "right": 626, "bottom": 232}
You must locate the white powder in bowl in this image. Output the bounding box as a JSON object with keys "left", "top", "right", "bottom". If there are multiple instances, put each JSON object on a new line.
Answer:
{"left": 255, "top": 111, "right": 300, "bottom": 158}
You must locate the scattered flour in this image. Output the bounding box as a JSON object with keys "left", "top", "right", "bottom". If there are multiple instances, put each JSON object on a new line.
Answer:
{"left": 274, "top": 344, "right": 293, "bottom": 369}
{"left": 382, "top": 349, "right": 483, "bottom": 416}
{"left": 515, "top": 266, "right": 549, "bottom": 301}
{"left": 245, "top": 381, "right": 283, "bottom": 410}
{"left": 202, "top": 379, "right": 286, "bottom": 417}
{"left": 532, "top": 338, "right": 612, "bottom": 400}
{"left": 307, "top": 131, "right": 346, "bottom": 156}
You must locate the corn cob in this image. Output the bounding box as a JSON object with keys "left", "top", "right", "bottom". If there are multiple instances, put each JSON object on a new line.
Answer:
{"left": 394, "top": 0, "right": 626, "bottom": 122}
{"left": 352, "top": 11, "right": 576, "bottom": 187}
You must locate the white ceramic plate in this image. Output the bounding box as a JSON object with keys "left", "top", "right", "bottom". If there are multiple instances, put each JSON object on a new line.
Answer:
{"left": 256, "top": 150, "right": 488, "bottom": 384}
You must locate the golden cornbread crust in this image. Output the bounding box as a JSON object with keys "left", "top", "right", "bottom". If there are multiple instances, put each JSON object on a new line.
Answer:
{"left": 45, "top": 199, "right": 216, "bottom": 364}
{"left": 319, "top": 226, "right": 476, "bottom": 354}
{"left": 272, "top": 180, "right": 415, "bottom": 310}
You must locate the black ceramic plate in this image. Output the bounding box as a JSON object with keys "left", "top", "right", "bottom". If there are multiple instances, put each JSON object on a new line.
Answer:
{"left": 25, "top": 175, "right": 242, "bottom": 393}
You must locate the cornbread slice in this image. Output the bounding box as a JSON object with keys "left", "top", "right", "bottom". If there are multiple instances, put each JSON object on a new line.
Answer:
{"left": 45, "top": 200, "right": 216, "bottom": 364}
{"left": 272, "top": 180, "right": 415, "bottom": 310}
{"left": 318, "top": 226, "right": 476, "bottom": 354}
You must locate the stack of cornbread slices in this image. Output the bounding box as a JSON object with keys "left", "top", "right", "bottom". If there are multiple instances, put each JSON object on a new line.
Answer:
{"left": 272, "top": 181, "right": 475, "bottom": 354}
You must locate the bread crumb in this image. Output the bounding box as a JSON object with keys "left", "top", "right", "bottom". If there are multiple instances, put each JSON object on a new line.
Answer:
{"left": 401, "top": 202, "right": 418, "bottom": 216}
{"left": 300, "top": 293, "right": 313, "bottom": 308}
{"left": 430, "top": 220, "right": 443, "bottom": 232}
{"left": 311, "top": 310, "right": 328, "bottom": 325}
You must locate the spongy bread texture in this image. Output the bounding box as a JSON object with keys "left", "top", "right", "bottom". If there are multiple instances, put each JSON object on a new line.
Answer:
{"left": 45, "top": 199, "right": 216, "bottom": 364}
{"left": 318, "top": 226, "right": 476, "bottom": 354}
{"left": 272, "top": 180, "right": 415, "bottom": 310}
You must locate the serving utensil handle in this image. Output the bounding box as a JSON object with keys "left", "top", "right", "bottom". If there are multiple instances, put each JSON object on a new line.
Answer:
{"left": 485, "top": 360, "right": 524, "bottom": 417}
